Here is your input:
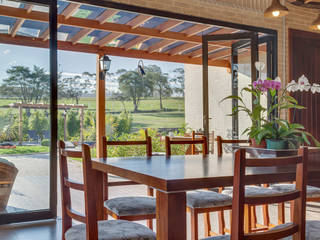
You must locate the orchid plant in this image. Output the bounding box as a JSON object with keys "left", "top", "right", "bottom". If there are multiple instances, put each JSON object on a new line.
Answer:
{"left": 221, "top": 62, "right": 320, "bottom": 148}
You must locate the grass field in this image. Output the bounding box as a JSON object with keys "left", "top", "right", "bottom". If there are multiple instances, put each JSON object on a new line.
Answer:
{"left": 0, "top": 146, "right": 49, "bottom": 155}
{"left": 0, "top": 97, "right": 185, "bottom": 129}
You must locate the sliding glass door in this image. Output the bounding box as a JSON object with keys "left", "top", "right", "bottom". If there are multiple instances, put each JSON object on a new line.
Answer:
{"left": 0, "top": 0, "right": 57, "bottom": 224}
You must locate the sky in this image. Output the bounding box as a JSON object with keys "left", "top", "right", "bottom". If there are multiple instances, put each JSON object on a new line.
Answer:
{"left": 0, "top": 43, "right": 183, "bottom": 85}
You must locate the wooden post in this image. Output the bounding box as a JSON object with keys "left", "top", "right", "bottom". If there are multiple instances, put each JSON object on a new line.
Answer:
{"left": 80, "top": 107, "right": 84, "bottom": 144}
{"left": 18, "top": 105, "right": 22, "bottom": 146}
{"left": 63, "top": 111, "right": 67, "bottom": 142}
{"left": 96, "top": 54, "right": 106, "bottom": 158}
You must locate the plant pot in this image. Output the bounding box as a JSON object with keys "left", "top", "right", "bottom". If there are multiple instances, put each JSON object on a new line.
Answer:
{"left": 266, "top": 139, "right": 288, "bottom": 150}
{"left": 250, "top": 138, "right": 267, "bottom": 148}
{"left": 0, "top": 158, "right": 18, "bottom": 211}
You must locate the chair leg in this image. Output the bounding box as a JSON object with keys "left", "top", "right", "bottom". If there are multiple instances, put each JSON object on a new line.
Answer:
{"left": 203, "top": 213, "right": 211, "bottom": 237}
{"left": 147, "top": 219, "right": 153, "bottom": 230}
{"left": 244, "top": 205, "right": 251, "bottom": 233}
{"left": 218, "top": 210, "right": 226, "bottom": 235}
{"left": 290, "top": 201, "right": 294, "bottom": 222}
{"left": 263, "top": 204, "right": 270, "bottom": 227}
{"left": 190, "top": 209, "right": 198, "bottom": 240}
{"left": 251, "top": 206, "right": 257, "bottom": 230}
{"left": 278, "top": 203, "right": 285, "bottom": 224}
{"left": 104, "top": 208, "right": 108, "bottom": 220}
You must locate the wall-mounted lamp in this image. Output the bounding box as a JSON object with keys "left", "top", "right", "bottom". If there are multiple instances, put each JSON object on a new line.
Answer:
{"left": 310, "top": 13, "right": 320, "bottom": 30}
{"left": 99, "top": 55, "right": 111, "bottom": 73}
{"left": 264, "top": 0, "right": 289, "bottom": 18}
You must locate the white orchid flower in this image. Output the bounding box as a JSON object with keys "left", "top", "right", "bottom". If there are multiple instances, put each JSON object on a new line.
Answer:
{"left": 255, "top": 62, "right": 265, "bottom": 72}
{"left": 286, "top": 80, "right": 298, "bottom": 92}
{"left": 311, "top": 83, "right": 320, "bottom": 94}
{"left": 297, "top": 75, "right": 311, "bottom": 92}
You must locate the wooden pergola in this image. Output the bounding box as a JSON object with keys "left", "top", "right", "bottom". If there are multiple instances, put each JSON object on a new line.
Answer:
{"left": 0, "top": 0, "right": 268, "bottom": 157}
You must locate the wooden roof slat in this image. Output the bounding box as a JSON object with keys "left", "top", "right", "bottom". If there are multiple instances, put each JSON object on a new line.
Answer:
{"left": 180, "top": 24, "right": 212, "bottom": 37}
{"left": 70, "top": 28, "right": 93, "bottom": 44}
{"left": 0, "top": 6, "right": 231, "bottom": 48}
{"left": 147, "top": 39, "right": 176, "bottom": 53}
{"left": 168, "top": 43, "right": 198, "bottom": 56}
{"left": 189, "top": 45, "right": 221, "bottom": 58}
{"left": 61, "top": 3, "right": 81, "bottom": 19}
{"left": 126, "top": 14, "right": 153, "bottom": 29}
{"left": 209, "top": 49, "right": 231, "bottom": 60}
{"left": 95, "top": 32, "right": 122, "bottom": 47}
{"left": 120, "top": 36, "right": 150, "bottom": 50}
{"left": 155, "top": 19, "right": 183, "bottom": 33}
{"left": 10, "top": 4, "right": 33, "bottom": 37}
{"left": 0, "top": 33, "right": 230, "bottom": 68}
{"left": 96, "top": 9, "right": 119, "bottom": 24}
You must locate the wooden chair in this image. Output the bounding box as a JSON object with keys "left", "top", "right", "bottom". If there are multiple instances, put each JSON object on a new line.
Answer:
{"left": 102, "top": 130, "right": 156, "bottom": 229}
{"left": 165, "top": 135, "right": 232, "bottom": 240}
{"left": 204, "top": 147, "right": 320, "bottom": 240}
{"left": 270, "top": 147, "right": 320, "bottom": 224}
{"left": 58, "top": 140, "right": 155, "bottom": 240}
{"left": 216, "top": 135, "right": 250, "bottom": 157}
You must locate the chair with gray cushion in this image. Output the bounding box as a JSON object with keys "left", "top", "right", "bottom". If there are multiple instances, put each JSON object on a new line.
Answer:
{"left": 203, "top": 147, "right": 320, "bottom": 240}
{"left": 59, "top": 141, "right": 156, "bottom": 240}
{"left": 165, "top": 136, "right": 231, "bottom": 240}
{"left": 102, "top": 132, "right": 156, "bottom": 229}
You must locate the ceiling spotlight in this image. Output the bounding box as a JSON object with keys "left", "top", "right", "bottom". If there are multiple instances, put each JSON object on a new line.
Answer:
{"left": 310, "top": 13, "right": 320, "bottom": 30}
{"left": 264, "top": 0, "right": 289, "bottom": 18}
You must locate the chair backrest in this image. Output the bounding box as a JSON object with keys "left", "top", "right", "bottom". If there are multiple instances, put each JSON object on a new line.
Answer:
{"left": 216, "top": 135, "right": 250, "bottom": 157}
{"left": 165, "top": 135, "right": 208, "bottom": 157}
{"left": 59, "top": 140, "right": 99, "bottom": 240}
{"left": 102, "top": 129, "right": 152, "bottom": 158}
{"left": 231, "top": 147, "right": 308, "bottom": 240}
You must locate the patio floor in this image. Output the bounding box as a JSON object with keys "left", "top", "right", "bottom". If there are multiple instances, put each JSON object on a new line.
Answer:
{"left": 1, "top": 154, "right": 320, "bottom": 239}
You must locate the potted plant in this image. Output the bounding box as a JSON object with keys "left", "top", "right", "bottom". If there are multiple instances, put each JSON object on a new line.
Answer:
{"left": 221, "top": 62, "right": 320, "bottom": 150}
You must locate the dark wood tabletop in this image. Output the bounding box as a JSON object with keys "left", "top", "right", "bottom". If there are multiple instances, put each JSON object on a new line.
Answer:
{"left": 92, "top": 152, "right": 320, "bottom": 192}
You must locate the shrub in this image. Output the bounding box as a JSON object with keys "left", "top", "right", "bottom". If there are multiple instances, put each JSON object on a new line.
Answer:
{"left": 41, "top": 139, "right": 50, "bottom": 146}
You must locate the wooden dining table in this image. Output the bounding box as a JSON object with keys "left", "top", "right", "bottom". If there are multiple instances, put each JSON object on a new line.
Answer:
{"left": 91, "top": 151, "right": 320, "bottom": 240}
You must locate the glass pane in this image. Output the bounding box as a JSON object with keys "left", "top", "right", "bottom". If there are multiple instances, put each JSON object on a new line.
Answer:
{"left": 0, "top": 2, "right": 50, "bottom": 215}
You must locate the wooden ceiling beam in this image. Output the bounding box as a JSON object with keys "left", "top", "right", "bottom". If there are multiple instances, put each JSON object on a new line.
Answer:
{"left": 155, "top": 19, "right": 183, "bottom": 33}
{"left": 96, "top": 9, "right": 119, "bottom": 24}
{"left": 0, "top": 33, "right": 230, "bottom": 69}
{"left": 10, "top": 4, "right": 33, "bottom": 37}
{"left": 147, "top": 39, "right": 176, "bottom": 53}
{"left": 188, "top": 45, "right": 221, "bottom": 58}
{"left": 167, "top": 43, "right": 198, "bottom": 56}
{"left": 180, "top": 24, "right": 212, "bottom": 37}
{"left": 70, "top": 28, "right": 93, "bottom": 44}
{"left": 126, "top": 14, "right": 153, "bottom": 29}
{"left": 95, "top": 32, "right": 122, "bottom": 47}
{"left": 120, "top": 36, "right": 150, "bottom": 50}
{"left": 0, "top": 5, "right": 231, "bottom": 48}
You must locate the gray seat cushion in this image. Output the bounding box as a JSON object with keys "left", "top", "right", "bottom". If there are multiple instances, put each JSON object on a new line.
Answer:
{"left": 104, "top": 197, "right": 156, "bottom": 217}
{"left": 65, "top": 219, "right": 156, "bottom": 240}
{"left": 202, "top": 221, "right": 320, "bottom": 240}
{"left": 222, "top": 186, "right": 279, "bottom": 197}
{"left": 187, "top": 190, "right": 232, "bottom": 209}
{"left": 270, "top": 184, "right": 320, "bottom": 198}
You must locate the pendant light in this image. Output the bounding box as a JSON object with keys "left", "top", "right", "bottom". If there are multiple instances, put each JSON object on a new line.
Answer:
{"left": 310, "top": 13, "right": 320, "bottom": 30}
{"left": 264, "top": 0, "right": 289, "bottom": 18}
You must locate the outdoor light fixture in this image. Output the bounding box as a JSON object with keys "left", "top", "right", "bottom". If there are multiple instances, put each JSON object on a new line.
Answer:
{"left": 137, "top": 60, "right": 146, "bottom": 76}
{"left": 264, "top": 0, "right": 289, "bottom": 18}
{"left": 99, "top": 55, "right": 111, "bottom": 73}
{"left": 310, "top": 13, "right": 320, "bottom": 30}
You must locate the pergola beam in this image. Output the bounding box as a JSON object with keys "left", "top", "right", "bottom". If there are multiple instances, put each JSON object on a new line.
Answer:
{"left": 155, "top": 19, "right": 183, "bottom": 33}
{"left": 10, "top": 4, "right": 33, "bottom": 37}
{"left": 0, "top": 5, "right": 232, "bottom": 48}
{"left": 96, "top": 9, "right": 119, "bottom": 24}
{"left": 120, "top": 36, "right": 150, "bottom": 50}
{"left": 0, "top": 33, "right": 230, "bottom": 68}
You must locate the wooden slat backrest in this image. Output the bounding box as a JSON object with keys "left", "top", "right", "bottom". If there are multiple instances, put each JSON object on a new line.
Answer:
{"left": 231, "top": 147, "right": 308, "bottom": 240}
{"left": 165, "top": 135, "right": 208, "bottom": 157}
{"left": 102, "top": 129, "right": 152, "bottom": 158}
{"left": 59, "top": 140, "right": 99, "bottom": 240}
{"left": 216, "top": 135, "right": 250, "bottom": 157}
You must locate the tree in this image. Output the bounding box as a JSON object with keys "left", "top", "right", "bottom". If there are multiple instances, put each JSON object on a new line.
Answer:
{"left": 116, "top": 69, "right": 152, "bottom": 112}
{"left": 145, "top": 65, "right": 172, "bottom": 110}
{"left": 171, "top": 67, "right": 185, "bottom": 97}
{"left": 67, "top": 111, "right": 80, "bottom": 138}
{"left": 0, "top": 65, "right": 49, "bottom": 103}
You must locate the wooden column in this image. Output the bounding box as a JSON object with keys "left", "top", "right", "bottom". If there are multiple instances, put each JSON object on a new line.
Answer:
{"left": 96, "top": 54, "right": 106, "bottom": 158}
{"left": 18, "top": 105, "right": 22, "bottom": 146}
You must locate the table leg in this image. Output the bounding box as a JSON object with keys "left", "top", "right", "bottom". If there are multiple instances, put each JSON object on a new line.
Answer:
{"left": 93, "top": 169, "right": 104, "bottom": 221}
{"left": 156, "top": 191, "right": 186, "bottom": 240}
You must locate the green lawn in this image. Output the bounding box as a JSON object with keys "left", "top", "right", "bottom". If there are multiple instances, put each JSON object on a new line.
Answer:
{"left": 0, "top": 146, "right": 49, "bottom": 155}
{"left": 0, "top": 97, "right": 185, "bottom": 129}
